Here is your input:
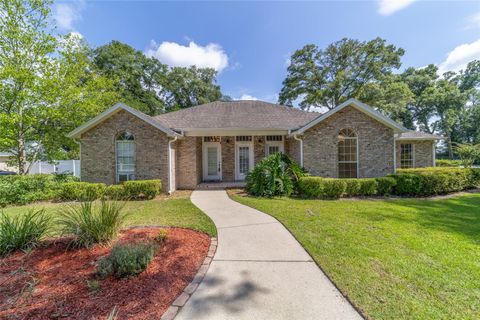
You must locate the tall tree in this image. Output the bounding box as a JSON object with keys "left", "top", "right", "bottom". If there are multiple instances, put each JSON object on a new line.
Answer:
{"left": 0, "top": 0, "right": 118, "bottom": 173}
{"left": 279, "top": 38, "right": 405, "bottom": 111}
{"left": 93, "top": 41, "right": 222, "bottom": 115}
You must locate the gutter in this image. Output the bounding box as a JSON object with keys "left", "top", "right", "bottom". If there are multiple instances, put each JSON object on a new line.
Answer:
{"left": 289, "top": 130, "right": 304, "bottom": 167}
{"left": 168, "top": 136, "right": 178, "bottom": 194}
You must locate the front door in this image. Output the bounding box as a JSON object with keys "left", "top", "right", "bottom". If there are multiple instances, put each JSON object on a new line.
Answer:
{"left": 236, "top": 142, "right": 254, "bottom": 180}
{"left": 203, "top": 142, "right": 221, "bottom": 181}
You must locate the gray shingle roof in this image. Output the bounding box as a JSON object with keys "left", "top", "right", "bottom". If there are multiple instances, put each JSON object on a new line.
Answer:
{"left": 153, "top": 100, "right": 319, "bottom": 131}
{"left": 396, "top": 131, "right": 444, "bottom": 140}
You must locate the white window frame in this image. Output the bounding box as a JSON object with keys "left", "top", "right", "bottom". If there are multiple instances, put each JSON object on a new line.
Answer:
{"left": 235, "top": 136, "right": 254, "bottom": 181}
{"left": 116, "top": 138, "right": 136, "bottom": 183}
{"left": 265, "top": 136, "right": 284, "bottom": 156}
{"left": 337, "top": 129, "right": 359, "bottom": 179}
{"left": 400, "top": 143, "right": 415, "bottom": 169}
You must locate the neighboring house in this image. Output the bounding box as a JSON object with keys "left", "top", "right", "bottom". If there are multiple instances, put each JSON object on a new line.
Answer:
{"left": 68, "top": 98, "right": 442, "bottom": 193}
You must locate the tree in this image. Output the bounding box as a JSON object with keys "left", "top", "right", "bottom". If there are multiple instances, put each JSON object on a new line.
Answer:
{"left": 454, "top": 143, "right": 480, "bottom": 167}
{"left": 93, "top": 41, "right": 222, "bottom": 115}
{"left": 0, "top": 0, "right": 118, "bottom": 173}
{"left": 279, "top": 38, "right": 405, "bottom": 111}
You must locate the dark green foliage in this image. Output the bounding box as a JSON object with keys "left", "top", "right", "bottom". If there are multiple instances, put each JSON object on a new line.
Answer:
{"left": 104, "top": 185, "right": 126, "bottom": 200}
{"left": 298, "top": 177, "right": 346, "bottom": 199}
{"left": 376, "top": 177, "right": 397, "bottom": 196}
{"left": 390, "top": 173, "right": 422, "bottom": 196}
{"left": 358, "top": 179, "right": 378, "bottom": 196}
{"left": 246, "top": 153, "right": 305, "bottom": 197}
{"left": 322, "top": 179, "right": 347, "bottom": 199}
{"left": 57, "top": 201, "right": 127, "bottom": 248}
{"left": 58, "top": 182, "right": 107, "bottom": 201}
{"left": 122, "top": 180, "right": 162, "bottom": 199}
{"left": 0, "top": 174, "right": 79, "bottom": 207}
{"left": 344, "top": 179, "right": 361, "bottom": 196}
{"left": 297, "top": 177, "right": 324, "bottom": 198}
{"left": 96, "top": 242, "right": 156, "bottom": 278}
{"left": 0, "top": 209, "right": 51, "bottom": 256}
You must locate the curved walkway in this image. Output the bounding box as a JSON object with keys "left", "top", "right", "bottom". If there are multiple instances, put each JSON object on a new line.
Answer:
{"left": 176, "top": 190, "right": 362, "bottom": 320}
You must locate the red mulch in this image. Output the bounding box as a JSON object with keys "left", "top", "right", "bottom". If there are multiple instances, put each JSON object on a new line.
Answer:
{"left": 0, "top": 227, "right": 210, "bottom": 320}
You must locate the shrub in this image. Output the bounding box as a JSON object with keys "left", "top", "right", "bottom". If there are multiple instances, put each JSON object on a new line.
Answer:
{"left": 343, "top": 179, "right": 361, "bottom": 196}
{"left": 122, "top": 180, "right": 162, "bottom": 200}
{"left": 436, "top": 159, "right": 462, "bottom": 167}
{"left": 0, "top": 174, "right": 79, "bottom": 207}
{"left": 58, "top": 182, "right": 106, "bottom": 201}
{"left": 104, "top": 185, "right": 125, "bottom": 200}
{"left": 298, "top": 177, "right": 346, "bottom": 199}
{"left": 376, "top": 177, "right": 397, "bottom": 196}
{"left": 246, "top": 153, "right": 305, "bottom": 197}
{"left": 390, "top": 173, "right": 422, "bottom": 196}
{"left": 57, "top": 201, "right": 127, "bottom": 248}
{"left": 0, "top": 209, "right": 51, "bottom": 256}
{"left": 358, "top": 179, "right": 378, "bottom": 196}
{"left": 96, "top": 242, "right": 156, "bottom": 278}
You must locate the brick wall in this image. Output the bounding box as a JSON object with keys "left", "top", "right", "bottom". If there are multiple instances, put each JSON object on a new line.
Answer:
{"left": 396, "top": 140, "right": 434, "bottom": 168}
{"left": 285, "top": 137, "right": 301, "bottom": 165}
{"left": 80, "top": 110, "right": 170, "bottom": 188}
{"left": 303, "top": 105, "right": 395, "bottom": 178}
{"left": 176, "top": 136, "right": 202, "bottom": 189}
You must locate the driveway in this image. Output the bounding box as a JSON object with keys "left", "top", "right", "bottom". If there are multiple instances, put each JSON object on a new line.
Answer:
{"left": 176, "top": 190, "right": 362, "bottom": 320}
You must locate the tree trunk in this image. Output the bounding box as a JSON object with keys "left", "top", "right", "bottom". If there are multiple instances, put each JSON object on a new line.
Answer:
{"left": 17, "top": 135, "right": 27, "bottom": 175}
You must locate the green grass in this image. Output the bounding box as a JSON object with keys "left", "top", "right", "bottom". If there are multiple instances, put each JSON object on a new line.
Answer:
{"left": 2, "top": 194, "right": 216, "bottom": 237}
{"left": 230, "top": 190, "right": 480, "bottom": 320}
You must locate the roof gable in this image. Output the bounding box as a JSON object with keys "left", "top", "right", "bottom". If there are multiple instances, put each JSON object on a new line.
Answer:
{"left": 68, "top": 103, "right": 181, "bottom": 139}
{"left": 292, "top": 98, "right": 407, "bottom": 134}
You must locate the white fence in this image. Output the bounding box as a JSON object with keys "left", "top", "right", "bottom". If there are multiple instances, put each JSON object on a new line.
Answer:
{"left": 28, "top": 160, "right": 80, "bottom": 177}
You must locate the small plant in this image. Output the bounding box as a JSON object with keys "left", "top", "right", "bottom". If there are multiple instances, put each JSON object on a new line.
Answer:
{"left": 86, "top": 279, "right": 101, "bottom": 295}
{"left": 454, "top": 143, "right": 480, "bottom": 168}
{"left": 96, "top": 242, "right": 156, "bottom": 278}
{"left": 155, "top": 230, "right": 168, "bottom": 244}
{"left": 122, "top": 180, "right": 162, "bottom": 200}
{"left": 58, "top": 182, "right": 107, "bottom": 201}
{"left": 0, "top": 209, "right": 51, "bottom": 256}
{"left": 57, "top": 201, "right": 127, "bottom": 248}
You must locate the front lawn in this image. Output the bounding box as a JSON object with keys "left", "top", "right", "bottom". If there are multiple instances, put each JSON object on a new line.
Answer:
{"left": 229, "top": 190, "right": 480, "bottom": 320}
{"left": 2, "top": 191, "right": 217, "bottom": 237}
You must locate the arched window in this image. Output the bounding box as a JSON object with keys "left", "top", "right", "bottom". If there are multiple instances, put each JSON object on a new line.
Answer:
{"left": 116, "top": 132, "right": 135, "bottom": 182}
{"left": 338, "top": 129, "right": 358, "bottom": 178}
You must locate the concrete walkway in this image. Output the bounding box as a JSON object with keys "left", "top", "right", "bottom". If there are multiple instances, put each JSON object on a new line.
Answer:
{"left": 176, "top": 190, "right": 362, "bottom": 320}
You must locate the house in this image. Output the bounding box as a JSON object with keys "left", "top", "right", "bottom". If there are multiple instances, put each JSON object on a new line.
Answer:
{"left": 68, "top": 98, "right": 442, "bottom": 193}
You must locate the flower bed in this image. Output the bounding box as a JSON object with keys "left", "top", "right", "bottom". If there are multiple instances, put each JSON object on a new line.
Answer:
{"left": 0, "top": 227, "right": 210, "bottom": 319}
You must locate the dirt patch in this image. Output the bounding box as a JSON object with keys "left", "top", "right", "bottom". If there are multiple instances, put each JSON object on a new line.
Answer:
{"left": 0, "top": 227, "right": 210, "bottom": 320}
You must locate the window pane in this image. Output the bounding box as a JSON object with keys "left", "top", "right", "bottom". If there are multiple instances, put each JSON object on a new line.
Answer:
{"left": 268, "top": 146, "right": 280, "bottom": 155}
{"left": 207, "top": 147, "right": 218, "bottom": 175}
{"left": 338, "top": 129, "right": 358, "bottom": 178}
{"left": 239, "top": 146, "right": 250, "bottom": 174}
{"left": 117, "top": 140, "right": 135, "bottom": 182}
{"left": 400, "top": 144, "right": 413, "bottom": 168}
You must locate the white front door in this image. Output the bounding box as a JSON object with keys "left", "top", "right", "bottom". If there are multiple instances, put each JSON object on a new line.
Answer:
{"left": 203, "top": 142, "right": 221, "bottom": 181}
{"left": 235, "top": 142, "right": 254, "bottom": 181}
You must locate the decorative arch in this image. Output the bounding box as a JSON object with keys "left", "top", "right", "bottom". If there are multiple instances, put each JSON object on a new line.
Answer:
{"left": 116, "top": 131, "right": 135, "bottom": 182}
{"left": 338, "top": 128, "right": 358, "bottom": 178}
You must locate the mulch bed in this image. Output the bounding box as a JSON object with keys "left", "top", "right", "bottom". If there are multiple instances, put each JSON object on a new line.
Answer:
{"left": 0, "top": 227, "right": 210, "bottom": 320}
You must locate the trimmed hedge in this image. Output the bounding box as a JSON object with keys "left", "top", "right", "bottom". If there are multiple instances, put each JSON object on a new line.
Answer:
{"left": 435, "top": 159, "right": 462, "bottom": 167}
{"left": 59, "top": 180, "right": 162, "bottom": 201}
{"left": 298, "top": 168, "right": 480, "bottom": 199}
{"left": 0, "top": 174, "right": 79, "bottom": 207}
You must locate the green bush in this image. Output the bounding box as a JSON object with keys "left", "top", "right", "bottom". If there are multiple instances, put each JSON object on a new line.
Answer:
{"left": 96, "top": 242, "right": 156, "bottom": 278}
{"left": 122, "top": 180, "right": 162, "bottom": 200}
{"left": 246, "top": 153, "right": 305, "bottom": 197}
{"left": 436, "top": 159, "right": 462, "bottom": 167}
{"left": 376, "top": 177, "right": 397, "bottom": 196}
{"left": 58, "top": 182, "right": 106, "bottom": 201}
{"left": 0, "top": 174, "right": 79, "bottom": 207}
{"left": 298, "top": 177, "right": 346, "bottom": 199}
{"left": 358, "top": 179, "right": 378, "bottom": 196}
{"left": 104, "top": 185, "right": 126, "bottom": 200}
{"left": 344, "top": 179, "right": 361, "bottom": 196}
{"left": 57, "top": 201, "right": 127, "bottom": 248}
{"left": 0, "top": 209, "right": 51, "bottom": 256}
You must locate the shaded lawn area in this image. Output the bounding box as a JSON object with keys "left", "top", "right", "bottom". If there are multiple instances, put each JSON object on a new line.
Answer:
{"left": 2, "top": 192, "right": 217, "bottom": 237}
{"left": 229, "top": 190, "right": 480, "bottom": 320}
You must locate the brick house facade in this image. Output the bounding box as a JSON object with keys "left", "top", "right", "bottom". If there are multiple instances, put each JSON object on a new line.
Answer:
{"left": 69, "top": 99, "right": 442, "bottom": 192}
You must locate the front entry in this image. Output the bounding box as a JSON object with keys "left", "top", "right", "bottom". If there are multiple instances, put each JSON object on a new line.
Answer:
{"left": 203, "top": 142, "right": 222, "bottom": 181}
{"left": 235, "top": 140, "right": 254, "bottom": 181}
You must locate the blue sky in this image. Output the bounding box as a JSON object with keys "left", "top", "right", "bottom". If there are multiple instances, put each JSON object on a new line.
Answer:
{"left": 55, "top": 0, "right": 480, "bottom": 102}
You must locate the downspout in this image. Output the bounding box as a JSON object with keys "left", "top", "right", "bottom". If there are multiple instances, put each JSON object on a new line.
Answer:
{"left": 393, "top": 136, "right": 397, "bottom": 173}
{"left": 292, "top": 132, "right": 304, "bottom": 167}
{"left": 432, "top": 141, "right": 436, "bottom": 167}
{"left": 168, "top": 136, "right": 178, "bottom": 194}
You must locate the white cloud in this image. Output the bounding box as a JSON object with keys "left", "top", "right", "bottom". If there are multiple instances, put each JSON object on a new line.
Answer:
{"left": 146, "top": 40, "right": 229, "bottom": 72}
{"left": 438, "top": 39, "right": 480, "bottom": 74}
{"left": 467, "top": 11, "right": 480, "bottom": 29}
{"left": 377, "top": 0, "right": 417, "bottom": 16}
{"left": 238, "top": 94, "right": 258, "bottom": 101}
{"left": 54, "top": 0, "right": 85, "bottom": 31}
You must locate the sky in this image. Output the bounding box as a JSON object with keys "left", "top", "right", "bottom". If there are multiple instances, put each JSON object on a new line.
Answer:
{"left": 54, "top": 0, "right": 480, "bottom": 103}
